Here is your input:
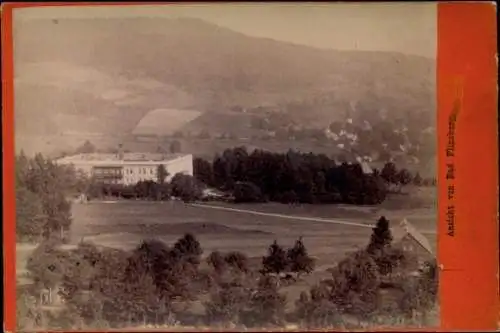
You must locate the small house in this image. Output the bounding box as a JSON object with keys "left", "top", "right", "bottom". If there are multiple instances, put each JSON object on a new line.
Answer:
{"left": 396, "top": 219, "right": 435, "bottom": 261}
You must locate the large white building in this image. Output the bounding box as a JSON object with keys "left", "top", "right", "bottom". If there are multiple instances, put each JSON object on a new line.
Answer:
{"left": 55, "top": 152, "right": 193, "bottom": 185}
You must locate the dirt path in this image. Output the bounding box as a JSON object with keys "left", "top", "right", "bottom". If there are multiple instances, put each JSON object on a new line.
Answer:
{"left": 188, "top": 203, "right": 376, "bottom": 229}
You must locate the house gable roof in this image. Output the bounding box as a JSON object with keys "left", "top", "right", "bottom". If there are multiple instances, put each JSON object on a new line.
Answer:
{"left": 399, "top": 218, "right": 434, "bottom": 256}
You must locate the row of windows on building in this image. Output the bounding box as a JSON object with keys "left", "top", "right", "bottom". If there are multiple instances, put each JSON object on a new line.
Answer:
{"left": 92, "top": 166, "right": 157, "bottom": 176}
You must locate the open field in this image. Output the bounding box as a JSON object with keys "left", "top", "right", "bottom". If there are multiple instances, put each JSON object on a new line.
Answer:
{"left": 17, "top": 187, "right": 436, "bottom": 274}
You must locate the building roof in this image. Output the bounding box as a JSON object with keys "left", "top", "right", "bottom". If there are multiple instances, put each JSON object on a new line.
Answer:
{"left": 359, "top": 161, "right": 373, "bottom": 175}
{"left": 399, "top": 218, "right": 434, "bottom": 256}
{"left": 56, "top": 152, "right": 189, "bottom": 164}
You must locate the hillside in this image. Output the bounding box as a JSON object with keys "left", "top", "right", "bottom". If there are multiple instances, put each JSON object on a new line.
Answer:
{"left": 14, "top": 17, "right": 436, "bottom": 159}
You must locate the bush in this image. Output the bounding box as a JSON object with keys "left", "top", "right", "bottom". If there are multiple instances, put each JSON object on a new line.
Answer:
{"left": 172, "top": 233, "right": 203, "bottom": 266}
{"left": 16, "top": 285, "right": 41, "bottom": 331}
{"left": 325, "top": 250, "right": 381, "bottom": 318}
{"left": 233, "top": 181, "right": 265, "bottom": 203}
{"left": 170, "top": 173, "right": 203, "bottom": 202}
{"left": 224, "top": 251, "right": 250, "bottom": 273}
{"left": 277, "top": 190, "right": 299, "bottom": 204}
{"left": 416, "top": 260, "right": 438, "bottom": 309}
{"left": 134, "top": 181, "right": 171, "bottom": 200}
{"left": 372, "top": 246, "right": 409, "bottom": 276}
{"left": 243, "top": 275, "right": 287, "bottom": 328}
{"left": 204, "top": 279, "right": 251, "bottom": 327}
{"left": 125, "top": 239, "right": 172, "bottom": 285}
{"left": 207, "top": 251, "right": 227, "bottom": 274}
{"left": 27, "top": 241, "right": 72, "bottom": 292}
{"left": 396, "top": 263, "right": 438, "bottom": 322}
{"left": 397, "top": 169, "right": 413, "bottom": 186}
{"left": 295, "top": 287, "right": 343, "bottom": 329}
{"left": 138, "top": 235, "right": 204, "bottom": 304}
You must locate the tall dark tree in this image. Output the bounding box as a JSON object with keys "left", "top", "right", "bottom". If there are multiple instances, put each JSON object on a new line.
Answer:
{"left": 380, "top": 162, "right": 398, "bottom": 184}
{"left": 172, "top": 233, "right": 203, "bottom": 265}
{"left": 413, "top": 172, "right": 423, "bottom": 186}
{"left": 156, "top": 164, "right": 169, "bottom": 184}
{"left": 262, "top": 240, "right": 288, "bottom": 276}
{"left": 287, "top": 237, "right": 315, "bottom": 277}
{"left": 367, "top": 216, "right": 393, "bottom": 254}
{"left": 396, "top": 168, "right": 413, "bottom": 186}
{"left": 193, "top": 157, "right": 214, "bottom": 186}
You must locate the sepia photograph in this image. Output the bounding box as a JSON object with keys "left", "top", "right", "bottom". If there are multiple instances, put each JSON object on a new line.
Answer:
{"left": 13, "top": 3, "right": 439, "bottom": 331}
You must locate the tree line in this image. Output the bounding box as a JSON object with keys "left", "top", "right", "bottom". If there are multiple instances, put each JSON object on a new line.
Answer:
{"left": 19, "top": 216, "right": 438, "bottom": 331}
{"left": 194, "top": 147, "right": 433, "bottom": 205}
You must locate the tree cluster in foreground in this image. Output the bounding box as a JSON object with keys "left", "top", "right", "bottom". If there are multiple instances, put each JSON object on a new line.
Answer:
{"left": 19, "top": 217, "right": 438, "bottom": 331}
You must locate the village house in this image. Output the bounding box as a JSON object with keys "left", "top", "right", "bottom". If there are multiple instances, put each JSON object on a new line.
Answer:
{"left": 395, "top": 218, "right": 435, "bottom": 264}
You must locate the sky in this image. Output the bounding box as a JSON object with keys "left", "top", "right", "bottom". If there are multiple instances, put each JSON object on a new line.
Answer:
{"left": 13, "top": 3, "right": 437, "bottom": 58}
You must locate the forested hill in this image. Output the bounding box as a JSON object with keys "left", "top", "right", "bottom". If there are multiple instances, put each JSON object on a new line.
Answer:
{"left": 15, "top": 17, "right": 435, "bottom": 143}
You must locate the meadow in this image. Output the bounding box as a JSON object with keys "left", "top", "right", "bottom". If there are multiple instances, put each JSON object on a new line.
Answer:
{"left": 70, "top": 191, "right": 434, "bottom": 257}
{"left": 17, "top": 186, "right": 436, "bottom": 277}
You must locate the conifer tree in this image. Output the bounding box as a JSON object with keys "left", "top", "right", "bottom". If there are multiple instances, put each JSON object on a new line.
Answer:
{"left": 367, "top": 216, "right": 393, "bottom": 254}
{"left": 287, "top": 237, "right": 315, "bottom": 277}
{"left": 262, "top": 240, "right": 288, "bottom": 275}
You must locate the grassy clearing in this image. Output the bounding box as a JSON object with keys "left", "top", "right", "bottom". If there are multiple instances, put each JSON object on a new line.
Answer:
{"left": 16, "top": 187, "right": 436, "bottom": 275}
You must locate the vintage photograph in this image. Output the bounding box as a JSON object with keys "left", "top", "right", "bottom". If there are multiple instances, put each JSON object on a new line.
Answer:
{"left": 14, "top": 3, "right": 438, "bottom": 331}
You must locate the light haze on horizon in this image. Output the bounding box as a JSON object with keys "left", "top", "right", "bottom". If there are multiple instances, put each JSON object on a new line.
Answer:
{"left": 13, "top": 3, "right": 437, "bottom": 58}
